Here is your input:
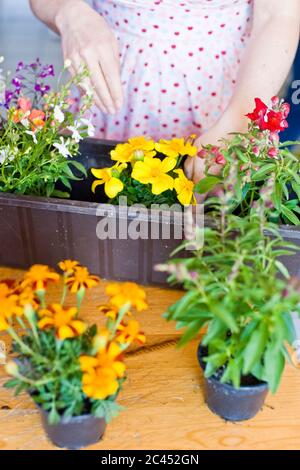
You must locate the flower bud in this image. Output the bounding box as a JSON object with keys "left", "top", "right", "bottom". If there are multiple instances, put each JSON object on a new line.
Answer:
{"left": 5, "top": 361, "right": 19, "bottom": 377}
{"left": 268, "top": 147, "right": 278, "bottom": 158}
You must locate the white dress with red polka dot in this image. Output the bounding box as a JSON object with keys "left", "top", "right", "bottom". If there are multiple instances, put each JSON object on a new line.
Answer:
{"left": 88, "top": 0, "right": 253, "bottom": 140}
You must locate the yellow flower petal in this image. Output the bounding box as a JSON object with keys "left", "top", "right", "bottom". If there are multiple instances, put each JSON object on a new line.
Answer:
{"left": 105, "top": 177, "right": 124, "bottom": 199}
{"left": 151, "top": 174, "right": 174, "bottom": 195}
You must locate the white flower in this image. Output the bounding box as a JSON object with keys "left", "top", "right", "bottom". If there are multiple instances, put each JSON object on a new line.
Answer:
{"left": 25, "top": 131, "right": 37, "bottom": 144}
{"left": 80, "top": 118, "right": 95, "bottom": 137}
{"left": 64, "top": 58, "right": 72, "bottom": 69}
{"left": 67, "top": 125, "right": 83, "bottom": 143}
{"left": 0, "top": 147, "right": 14, "bottom": 164}
{"left": 54, "top": 105, "right": 64, "bottom": 124}
{"left": 53, "top": 137, "right": 72, "bottom": 159}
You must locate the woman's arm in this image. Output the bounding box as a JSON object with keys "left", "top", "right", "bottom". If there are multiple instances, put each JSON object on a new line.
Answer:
{"left": 29, "top": 0, "right": 123, "bottom": 114}
{"left": 187, "top": 0, "right": 300, "bottom": 181}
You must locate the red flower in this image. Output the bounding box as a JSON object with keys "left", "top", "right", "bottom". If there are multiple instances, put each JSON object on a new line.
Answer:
{"left": 246, "top": 98, "right": 290, "bottom": 133}
{"left": 246, "top": 98, "right": 268, "bottom": 125}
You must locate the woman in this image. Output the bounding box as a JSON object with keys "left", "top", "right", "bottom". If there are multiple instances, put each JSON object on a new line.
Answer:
{"left": 30, "top": 0, "right": 300, "bottom": 181}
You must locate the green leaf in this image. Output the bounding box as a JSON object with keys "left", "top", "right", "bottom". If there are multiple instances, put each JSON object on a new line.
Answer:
{"left": 275, "top": 260, "right": 290, "bottom": 279}
{"left": 68, "top": 160, "right": 87, "bottom": 177}
{"left": 264, "top": 343, "right": 285, "bottom": 393}
{"left": 242, "top": 323, "right": 268, "bottom": 375}
{"left": 273, "top": 182, "right": 282, "bottom": 212}
{"left": 235, "top": 147, "right": 249, "bottom": 163}
{"left": 194, "top": 176, "right": 220, "bottom": 194}
{"left": 178, "top": 319, "right": 205, "bottom": 346}
{"left": 252, "top": 163, "right": 275, "bottom": 181}
{"left": 51, "top": 190, "right": 70, "bottom": 199}
{"left": 281, "top": 205, "right": 300, "bottom": 226}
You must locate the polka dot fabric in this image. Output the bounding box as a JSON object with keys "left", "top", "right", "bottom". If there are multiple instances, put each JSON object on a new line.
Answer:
{"left": 89, "top": 0, "right": 253, "bottom": 140}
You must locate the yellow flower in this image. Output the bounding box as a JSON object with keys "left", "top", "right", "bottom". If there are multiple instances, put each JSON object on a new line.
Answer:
{"left": 21, "top": 265, "right": 60, "bottom": 291}
{"left": 106, "top": 282, "right": 147, "bottom": 312}
{"left": 155, "top": 138, "right": 198, "bottom": 158}
{"left": 65, "top": 266, "right": 100, "bottom": 293}
{"left": 111, "top": 137, "right": 156, "bottom": 163}
{"left": 38, "top": 303, "right": 86, "bottom": 340}
{"left": 117, "top": 319, "right": 146, "bottom": 345}
{"left": 80, "top": 341, "right": 126, "bottom": 400}
{"left": 91, "top": 163, "right": 126, "bottom": 199}
{"left": 58, "top": 260, "right": 80, "bottom": 275}
{"left": 132, "top": 156, "right": 176, "bottom": 195}
{"left": 174, "top": 169, "right": 196, "bottom": 205}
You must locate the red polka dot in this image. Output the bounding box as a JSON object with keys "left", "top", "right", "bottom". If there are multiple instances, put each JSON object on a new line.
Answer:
{"left": 174, "top": 83, "right": 179, "bottom": 87}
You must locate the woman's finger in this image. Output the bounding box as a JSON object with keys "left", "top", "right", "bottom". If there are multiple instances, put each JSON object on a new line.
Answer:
{"left": 71, "top": 53, "right": 108, "bottom": 113}
{"left": 184, "top": 157, "right": 194, "bottom": 180}
{"left": 83, "top": 51, "right": 116, "bottom": 114}
{"left": 98, "top": 45, "right": 123, "bottom": 111}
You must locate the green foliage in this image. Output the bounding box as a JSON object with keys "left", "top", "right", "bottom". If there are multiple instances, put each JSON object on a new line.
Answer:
{"left": 4, "top": 326, "right": 123, "bottom": 425}
{"left": 196, "top": 130, "right": 300, "bottom": 226}
{"left": 110, "top": 171, "right": 178, "bottom": 207}
{"left": 0, "top": 65, "right": 92, "bottom": 198}
{"left": 163, "top": 192, "right": 300, "bottom": 394}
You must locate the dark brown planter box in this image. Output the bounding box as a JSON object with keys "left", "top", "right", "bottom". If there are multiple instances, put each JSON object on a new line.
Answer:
{"left": 0, "top": 138, "right": 299, "bottom": 286}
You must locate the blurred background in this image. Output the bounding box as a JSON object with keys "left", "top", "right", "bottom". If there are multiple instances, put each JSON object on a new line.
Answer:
{"left": 0, "top": 0, "right": 63, "bottom": 72}
{"left": 0, "top": 0, "right": 299, "bottom": 139}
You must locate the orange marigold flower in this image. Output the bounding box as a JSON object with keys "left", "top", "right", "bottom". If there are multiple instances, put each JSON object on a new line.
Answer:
{"left": 81, "top": 367, "right": 120, "bottom": 401}
{"left": 58, "top": 259, "right": 80, "bottom": 275}
{"left": 65, "top": 266, "right": 100, "bottom": 293}
{"left": 106, "top": 282, "right": 147, "bottom": 312}
{"left": 80, "top": 341, "right": 126, "bottom": 400}
{"left": 117, "top": 319, "right": 146, "bottom": 345}
{"left": 21, "top": 265, "right": 60, "bottom": 291}
{"left": 0, "top": 295, "right": 24, "bottom": 331}
{"left": 38, "top": 303, "right": 86, "bottom": 340}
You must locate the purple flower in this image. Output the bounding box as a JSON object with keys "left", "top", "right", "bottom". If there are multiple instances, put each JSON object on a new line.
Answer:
{"left": 39, "top": 64, "right": 55, "bottom": 78}
{"left": 16, "top": 61, "right": 24, "bottom": 72}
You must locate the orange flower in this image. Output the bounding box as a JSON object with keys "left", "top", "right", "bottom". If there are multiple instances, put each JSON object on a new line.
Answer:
{"left": 117, "top": 319, "right": 146, "bottom": 345}
{"left": 0, "top": 295, "right": 24, "bottom": 331}
{"left": 17, "top": 287, "right": 39, "bottom": 310}
{"left": 12, "top": 96, "right": 32, "bottom": 123}
{"left": 65, "top": 266, "right": 100, "bottom": 293}
{"left": 106, "top": 282, "right": 147, "bottom": 312}
{"left": 58, "top": 259, "right": 80, "bottom": 275}
{"left": 80, "top": 341, "right": 126, "bottom": 400}
{"left": 29, "top": 109, "right": 46, "bottom": 131}
{"left": 38, "top": 303, "right": 86, "bottom": 340}
{"left": 21, "top": 265, "right": 60, "bottom": 291}
{"left": 0, "top": 282, "right": 14, "bottom": 299}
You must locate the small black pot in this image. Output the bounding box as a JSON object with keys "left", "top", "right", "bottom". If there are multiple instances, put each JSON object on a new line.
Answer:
{"left": 197, "top": 344, "right": 269, "bottom": 422}
{"left": 39, "top": 408, "right": 106, "bottom": 449}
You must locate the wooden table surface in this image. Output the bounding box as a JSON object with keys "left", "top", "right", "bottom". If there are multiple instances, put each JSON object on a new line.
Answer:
{"left": 1, "top": 267, "right": 300, "bottom": 451}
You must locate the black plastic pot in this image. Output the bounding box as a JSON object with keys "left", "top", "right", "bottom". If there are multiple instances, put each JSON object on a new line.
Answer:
{"left": 39, "top": 407, "right": 106, "bottom": 449}
{"left": 197, "top": 344, "right": 269, "bottom": 422}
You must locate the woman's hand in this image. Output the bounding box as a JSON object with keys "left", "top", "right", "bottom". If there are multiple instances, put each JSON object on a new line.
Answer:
{"left": 55, "top": 0, "right": 123, "bottom": 114}
{"left": 184, "top": 125, "right": 229, "bottom": 183}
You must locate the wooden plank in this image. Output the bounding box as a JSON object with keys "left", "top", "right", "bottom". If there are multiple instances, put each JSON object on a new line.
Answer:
{"left": 0, "top": 267, "right": 300, "bottom": 450}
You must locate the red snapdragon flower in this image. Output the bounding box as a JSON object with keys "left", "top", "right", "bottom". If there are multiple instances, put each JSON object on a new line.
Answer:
{"left": 246, "top": 97, "right": 290, "bottom": 133}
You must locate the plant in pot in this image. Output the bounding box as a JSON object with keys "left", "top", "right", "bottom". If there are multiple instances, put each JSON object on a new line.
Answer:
{"left": 91, "top": 136, "right": 198, "bottom": 207}
{"left": 196, "top": 96, "right": 300, "bottom": 225}
{"left": 1, "top": 260, "right": 147, "bottom": 449}
{"left": 159, "top": 178, "right": 300, "bottom": 421}
{"left": 0, "top": 58, "right": 95, "bottom": 198}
